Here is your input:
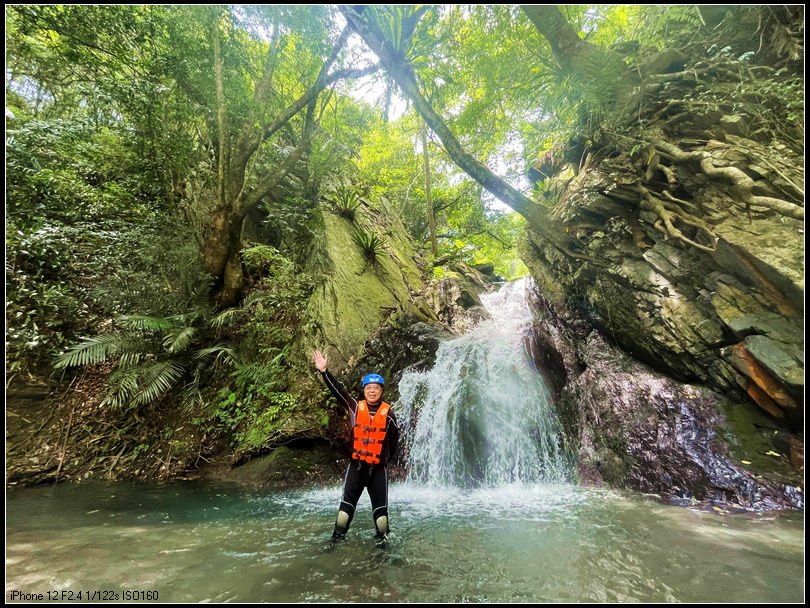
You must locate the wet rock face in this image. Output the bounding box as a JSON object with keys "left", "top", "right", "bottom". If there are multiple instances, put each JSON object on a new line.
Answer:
{"left": 522, "top": 209, "right": 803, "bottom": 431}
{"left": 349, "top": 316, "right": 453, "bottom": 403}
{"left": 349, "top": 262, "right": 497, "bottom": 402}
{"left": 558, "top": 332, "right": 803, "bottom": 510}
{"left": 520, "top": 204, "right": 804, "bottom": 504}
{"left": 425, "top": 261, "right": 495, "bottom": 333}
{"left": 529, "top": 288, "right": 802, "bottom": 511}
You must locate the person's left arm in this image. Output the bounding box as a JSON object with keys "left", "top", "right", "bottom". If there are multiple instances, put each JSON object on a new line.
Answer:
{"left": 385, "top": 411, "right": 400, "bottom": 465}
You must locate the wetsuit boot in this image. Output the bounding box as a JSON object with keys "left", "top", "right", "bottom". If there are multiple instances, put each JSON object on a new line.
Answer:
{"left": 331, "top": 525, "right": 347, "bottom": 543}
{"left": 322, "top": 524, "right": 348, "bottom": 552}
{"left": 374, "top": 515, "right": 389, "bottom": 547}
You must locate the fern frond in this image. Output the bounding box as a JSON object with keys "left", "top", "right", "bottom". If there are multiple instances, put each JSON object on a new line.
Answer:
{"left": 118, "top": 351, "right": 146, "bottom": 368}
{"left": 268, "top": 346, "right": 289, "bottom": 368}
{"left": 241, "top": 289, "right": 271, "bottom": 309}
{"left": 180, "top": 382, "right": 204, "bottom": 413}
{"left": 232, "top": 361, "right": 285, "bottom": 392}
{"left": 55, "top": 334, "right": 139, "bottom": 369}
{"left": 210, "top": 307, "right": 239, "bottom": 329}
{"left": 130, "top": 361, "right": 186, "bottom": 407}
{"left": 194, "top": 343, "right": 238, "bottom": 367}
{"left": 120, "top": 315, "right": 174, "bottom": 332}
{"left": 163, "top": 326, "right": 196, "bottom": 353}
{"left": 102, "top": 366, "right": 141, "bottom": 409}
{"left": 256, "top": 325, "right": 290, "bottom": 348}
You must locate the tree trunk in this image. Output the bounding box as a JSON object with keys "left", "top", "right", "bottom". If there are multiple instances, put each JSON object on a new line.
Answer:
{"left": 196, "top": 27, "right": 376, "bottom": 308}
{"left": 341, "top": 6, "right": 573, "bottom": 254}
{"left": 421, "top": 120, "right": 437, "bottom": 256}
{"left": 211, "top": 10, "right": 228, "bottom": 207}
{"left": 520, "top": 6, "right": 634, "bottom": 115}
{"left": 520, "top": 6, "right": 621, "bottom": 74}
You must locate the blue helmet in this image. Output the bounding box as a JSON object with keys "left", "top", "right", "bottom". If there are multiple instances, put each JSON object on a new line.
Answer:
{"left": 361, "top": 373, "right": 385, "bottom": 387}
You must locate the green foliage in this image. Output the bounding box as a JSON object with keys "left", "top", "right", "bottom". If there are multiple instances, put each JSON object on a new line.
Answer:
{"left": 324, "top": 178, "right": 363, "bottom": 222}
{"left": 258, "top": 195, "right": 325, "bottom": 270}
{"left": 187, "top": 244, "right": 315, "bottom": 443}
{"left": 431, "top": 207, "right": 528, "bottom": 281}
{"left": 5, "top": 211, "right": 206, "bottom": 378}
{"left": 7, "top": 5, "right": 203, "bottom": 201}
{"left": 98, "top": 229, "right": 211, "bottom": 323}
{"left": 206, "top": 357, "right": 298, "bottom": 451}
{"left": 104, "top": 361, "right": 187, "bottom": 410}
{"left": 308, "top": 95, "right": 379, "bottom": 187}
{"left": 5, "top": 48, "right": 209, "bottom": 375}
{"left": 352, "top": 226, "right": 387, "bottom": 265}
{"left": 6, "top": 118, "right": 139, "bottom": 226}
{"left": 236, "top": 391, "right": 298, "bottom": 450}
{"left": 54, "top": 333, "right": 148, "bottom": 369}
{"left": 354, "top": 118, "right": 424, "bottom": 234}
{"left": 632, "top": 5, "right": 705, "bottom": 49}
{"left": 748, "top": 75, "right": 804, "bottom": 152}
{"left": 6, "top": 222, "right": 96, "bottom": 373}
{"left": 54, "top": 308, "right": 239, "bottom": 411}
{"left": 239, "top": 245, "right": 316, "bottom": 330}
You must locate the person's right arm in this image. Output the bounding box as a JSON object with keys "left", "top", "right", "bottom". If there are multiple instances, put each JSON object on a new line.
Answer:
{"left": 313, "top": 350, "right": 358, "bottom": 415}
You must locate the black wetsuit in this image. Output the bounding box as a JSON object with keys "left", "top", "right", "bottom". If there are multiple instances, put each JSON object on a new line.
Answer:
{"left": 320, "top": 369, "right": 399, "bottom": 536}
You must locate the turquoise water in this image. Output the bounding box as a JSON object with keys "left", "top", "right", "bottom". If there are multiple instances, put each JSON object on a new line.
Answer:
{"left": 6, "top": 480, "right": 804, "bottom": 602}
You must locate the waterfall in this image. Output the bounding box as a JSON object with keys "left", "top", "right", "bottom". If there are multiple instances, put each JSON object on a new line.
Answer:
{"left": 397, "top": 277, "right": 572, "bottom": 487}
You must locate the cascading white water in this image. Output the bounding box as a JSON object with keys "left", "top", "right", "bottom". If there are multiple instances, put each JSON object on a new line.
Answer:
{"left": 397, "top": 277, "right": 572, "bottom": 487}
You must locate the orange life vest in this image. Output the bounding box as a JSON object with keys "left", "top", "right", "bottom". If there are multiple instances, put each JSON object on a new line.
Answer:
{"left": 352, "top": 400, "right": 390, "bottom": 465}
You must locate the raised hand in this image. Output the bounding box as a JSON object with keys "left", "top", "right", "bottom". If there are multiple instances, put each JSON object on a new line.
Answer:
{"left": 313, "top": 350, "right": 328, "bottom": 372}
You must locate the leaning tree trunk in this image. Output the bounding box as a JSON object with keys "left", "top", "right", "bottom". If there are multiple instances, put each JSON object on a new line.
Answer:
{"left": 340, "top": 6, "right": 578, "bottom": 258}
{"left": 520, "top": 5, "right": 625, "bottom": 76}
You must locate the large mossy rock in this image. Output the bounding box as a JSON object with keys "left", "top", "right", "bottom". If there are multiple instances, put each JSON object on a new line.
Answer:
{"left": 207, "top": 443, "right": 347, "bottom": 489}
{"left": 301, "top": 205, "right": 438, "bottom": 374}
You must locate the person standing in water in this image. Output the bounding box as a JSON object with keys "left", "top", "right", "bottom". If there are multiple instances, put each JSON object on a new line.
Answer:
{"left": 313, "top": 350, "right": 400, "bottom": 546}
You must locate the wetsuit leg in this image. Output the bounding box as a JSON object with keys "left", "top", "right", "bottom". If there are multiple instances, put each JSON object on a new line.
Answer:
{"left": 367, "top": 465, "right": 389, "bottom": 537}
{"left": 333, "top": 462, "right": 366, "bottom": 539}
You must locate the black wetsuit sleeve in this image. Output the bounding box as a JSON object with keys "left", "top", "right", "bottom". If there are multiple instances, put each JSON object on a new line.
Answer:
{"left": 319, "top": 369, "right": 358, "bottom": 416}
{"left": 385, "top": 411, "right": 400, "bottom": 465}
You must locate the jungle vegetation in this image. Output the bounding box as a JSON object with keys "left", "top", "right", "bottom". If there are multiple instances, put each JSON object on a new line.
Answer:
{"left": 6, "top": 5, "right": 803, "bottom": 471}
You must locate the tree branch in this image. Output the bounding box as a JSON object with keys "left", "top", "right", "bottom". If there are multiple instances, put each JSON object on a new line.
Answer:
{"left": 341, "top": 5, "right": 572, "bottom": 252}
{"left": 233, "top": 63, "right": 378, "bottom": 173}
{"left": 237, "top": 98, "right": 319, "bottom": 216}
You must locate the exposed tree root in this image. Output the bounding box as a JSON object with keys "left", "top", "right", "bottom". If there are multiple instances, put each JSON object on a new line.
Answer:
{"left": 651, "top": 138, "right": 804, "bottom": 220}
{"left": 636, "top": 184, "right": 718, "bottom": 252}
